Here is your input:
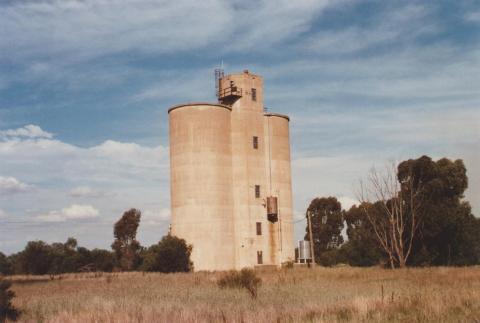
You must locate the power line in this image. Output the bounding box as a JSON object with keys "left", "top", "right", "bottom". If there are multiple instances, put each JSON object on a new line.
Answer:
{"left": 285, "top": 217, "right": 306, "bottom": 224}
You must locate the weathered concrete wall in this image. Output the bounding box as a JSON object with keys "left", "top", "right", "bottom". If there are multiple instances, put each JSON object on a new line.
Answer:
{"left": 264, "top": 114, "right": 295, "bottom": 264}
{"left": 169, "top": 103, "right": 235, "bottom": 271}
{"left": 226, "top": 72, "right": 269, "bottom": 269}
{"left": 169, "top": 71, "right": 294, "bottom": 271}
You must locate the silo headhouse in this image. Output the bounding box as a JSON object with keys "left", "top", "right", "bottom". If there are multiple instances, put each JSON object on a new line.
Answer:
{"left": 168, "top": 69, "right": 294, "bottom": 271}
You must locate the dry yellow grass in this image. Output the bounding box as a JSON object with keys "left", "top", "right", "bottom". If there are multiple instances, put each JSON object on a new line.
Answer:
{"left": 7, "top": 266, "right": 480, "bottom": 322}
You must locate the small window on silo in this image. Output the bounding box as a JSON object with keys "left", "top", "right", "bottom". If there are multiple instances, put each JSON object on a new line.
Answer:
{"left": 255, "top": 185, "right": 260, "bottom": 198}
{"left": 251, "top": 88, "right": 257, "bottom": 101}
{"left": 253, "top": 136, "right": 258, "bottom": 149}
{"left": 257, "top": 251, "right": 263, "bottom": 264}
{"left": 256, "top": 222, "right": 262, "bottom": 235}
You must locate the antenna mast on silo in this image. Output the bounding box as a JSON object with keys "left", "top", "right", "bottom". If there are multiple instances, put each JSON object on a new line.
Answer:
{"left": 214, "top": 61, "right": 224, "bottom": 99}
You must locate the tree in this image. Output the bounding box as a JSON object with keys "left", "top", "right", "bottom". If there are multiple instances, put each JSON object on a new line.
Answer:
{"left": 90, "top": 249, "right": 115, "bottom": 272}
{"left": 304, "top": 197, "right": 344, "bottom": 264}
{"left": 16, "top": 241, "right": 53, "bottom": 275}
{"left": 2, "top": 239, "right": 116, "bottom": 275}
{"left": 398, "top": 156, "right": 479, "bottom": 266}
{"left": 49, "top": 238, "right": 79, "bottom": 274}
{"left": 141, "top": 235, "right": 193, "bottom": 273}
{"left": 0, "top": 277, "right": 19, "bottom": 322}
{"left": 357, "top": 162, "right": 424, "bottom": 268}
{"left": 44, "top": 238, "right": 98, "bottom": 274}
{"left": 111, "top": 209, "right": 142, "bottom": 271}
{"left": 0, "top": 253, "right": 11, "bottom": 276}
{"left": 356, "top": 156, "right": 480, "bottom": 268}
{"left": 342, "top": 204, "right": 384, "bottom": 266}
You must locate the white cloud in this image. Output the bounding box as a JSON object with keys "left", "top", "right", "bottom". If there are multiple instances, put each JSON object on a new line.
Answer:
{"left": 266, "top": 46, "right": 480, "bottom": 106}
{"left": 0, "top": 209, "right": 8, "bottom": 218}
{"left": 292, "top": 104, "right": 480, "bottom": 149}
{"left": 90, "top": 140, "right": 166, "bottom": 167}
{"left": 302, "top": 3, "right": 437, "bottom": 55}
{"left": 0, "top": 0, "right": 342, "bottom": 92}
{"left": 0, "top": 124, "right": 53, "bottom": 139}
{"left": 465, "top": 10, "right": 480, "bottom": 23}
{"left": 292, "top": 155, "right": 372, "bottom": 213}
{"left": 0, "top": 0, "right": 344, "bottom": 65}
{"left": 69, "top": 186, "right": 109, "bottom": 198}
{"left": 0, "top": 124, "right": 171, "bottom": 251}
{"left": 38, "top": 204, "right": 99, "bottom": 222}
{"left": 132, "top": 70, "right": 212, "bottom": 102}
{"left": 0, "top": 0, "right": 232, "bottom": 62}
{"left": 142, "top": 208, "right": 171, "bottom": 225}
{"left": 222, "top": 0, "right": 334, "bottom": 52}
{"left": 62, "top": 204, "right": 99, "bottom": 218}
{"left": 0, "top": 126, "right": 167, "bottom": 184}
{"left": 337, "top": 196, "right": 359, "bottom": 210}
{"left": 0, "top": 176, "right": 32, "bottom": 194}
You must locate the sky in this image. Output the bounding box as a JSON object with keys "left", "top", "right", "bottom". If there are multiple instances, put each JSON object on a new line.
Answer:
{"left": 0, "top": 0, "right": 479, "bottom": 254}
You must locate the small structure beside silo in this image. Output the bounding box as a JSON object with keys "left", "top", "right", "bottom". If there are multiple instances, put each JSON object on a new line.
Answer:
{"left": 297, "top": 240, "right": 313, "bottom": 264}
{"left": 168, "top": 69, "right": 294, "bottom": 271}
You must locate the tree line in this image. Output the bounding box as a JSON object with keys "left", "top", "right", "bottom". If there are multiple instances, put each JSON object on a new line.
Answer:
{"left": 305, "top": 156, "right": 480, "bottom": 267}
{"left": 0, "top": 209, "right": 192, "bottom": 275}
{"left": 1, "top": 155, "right": 479, "bottom": 275}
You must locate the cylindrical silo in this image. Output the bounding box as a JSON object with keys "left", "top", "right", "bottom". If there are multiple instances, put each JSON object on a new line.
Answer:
{"left": 169, "top": 103, "right": 235, "bottom": 271}
{"left": 264, "top": 113, "right": 295, "bottom": 264}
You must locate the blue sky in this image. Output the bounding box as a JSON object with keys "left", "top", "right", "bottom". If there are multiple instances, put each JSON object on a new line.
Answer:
{"left": 0, "top": 0, "right": 479, "bottom": 254}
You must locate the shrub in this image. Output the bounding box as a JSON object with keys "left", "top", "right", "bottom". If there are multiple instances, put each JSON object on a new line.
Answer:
{"left": 141, "top": 235, "right": 193, "bottom": 273}
{"left": 0, "top": 277, "right": 19, "bottom": 322}
{"left": 0, "top": 253, "right": 11, "bottom": 276}
{"left": 282, "top": 261, "right": 294, "bottom": 269}
{"left": 318, "top": 249, "right": 346, "bottom": 267}
{"left": 218, "top": 268, "right": 261, "bottom": 299}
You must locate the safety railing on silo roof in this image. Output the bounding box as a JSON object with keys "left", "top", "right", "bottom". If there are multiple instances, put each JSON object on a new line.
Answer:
{"left": 219, "top": 86, "right": 242, "bottom": 99}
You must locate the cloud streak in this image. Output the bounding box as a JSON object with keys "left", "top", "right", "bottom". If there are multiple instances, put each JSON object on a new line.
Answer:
{"left": 0, "top": 124, "right": 53, "bottom": 139}
{"left": 0, "top": 176, "right": 32, "bottom": 194}
{"left": 0, "top": 0, "right": 232, "bottom": 61}
{"left": 0, "top": 130, "right": 167, "bottom": 184}
{"left": 38, "top": 204, "right": 100, "bottom": 222}
{"left": 0, "top": 125, "right": 170, "bottom": 252}
{"left": 69, "top": 186, "right": 110, "bottom": 198}
{"left": 303, "top": 3, "right": 437, "bottom": 55}
{"left": 0, "top": 0, "right": 343, "bottom": 62}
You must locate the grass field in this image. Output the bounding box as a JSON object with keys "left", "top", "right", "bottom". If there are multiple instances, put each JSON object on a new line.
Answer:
{"left": 7, "top": 266, "right": 480, "bottom": 322}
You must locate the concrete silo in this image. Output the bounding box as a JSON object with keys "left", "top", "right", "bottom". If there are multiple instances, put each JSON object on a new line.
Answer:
{"left": 168, "top": 70, "right": 294, "bottom": 271}
{"left": 264, "top": 113, "right": 295, "bottom": 265}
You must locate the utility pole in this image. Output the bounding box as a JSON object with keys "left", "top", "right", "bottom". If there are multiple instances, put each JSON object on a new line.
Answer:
{"left": 307, "top": 210, "right": 316, "bottom": 265}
